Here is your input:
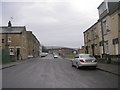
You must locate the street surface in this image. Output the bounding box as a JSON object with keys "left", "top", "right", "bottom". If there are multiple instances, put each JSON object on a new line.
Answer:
{"left": 2, "top": 54, "right": 119, "bottom": 88}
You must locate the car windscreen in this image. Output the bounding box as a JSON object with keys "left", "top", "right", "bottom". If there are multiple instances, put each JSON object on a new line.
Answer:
{"left": 79, "top": 55, "right": 95, "bottom": 59}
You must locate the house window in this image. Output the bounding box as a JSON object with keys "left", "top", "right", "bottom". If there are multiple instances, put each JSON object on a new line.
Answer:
{"left": 99, "top": 41, "right": 103, "bottom": 46}
{"left": 93, "top": 29, "right": 98, "bottom": 39}
{"left": 2, "top": 39, "right": 4, "bottom": 43}
{"left": 100, "top": 46, "right": 103, "bottom": 54}
{"left": 8, "top": 37, "right": 11, "bottom": 42}
{"left": 113, "top": 38, "right": 119, "bottom": 55}
{"left": 94, "top": 30, "right": 98, "bottom": 38}
{"left": 115, "top": 44, "right": 118, "bottom": 55}
{"left": 104, "top": 41, "right": 109, "bottom": 54}
{"left": 87, "top": 32, "right": 89, "bottom": 41}
{"left": 102, "top": 20, "right": 107, "bottom": 35}
{"left": 9, "top": 48, "right": 14, "bottom": 55}
{"left": 113, "top": 38, "right": 119, "bottom": 45}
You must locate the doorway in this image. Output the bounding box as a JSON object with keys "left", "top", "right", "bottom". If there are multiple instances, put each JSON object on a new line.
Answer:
{"left": 16, "top": 48, "right": 20, "bottom": 60}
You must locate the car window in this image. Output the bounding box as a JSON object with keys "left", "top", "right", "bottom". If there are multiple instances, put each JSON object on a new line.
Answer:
{"left": 89, "top": 55, "right": 94, "bottom": 58}
{"left": 79, "top": 54, "right": 95, "bottom": 58}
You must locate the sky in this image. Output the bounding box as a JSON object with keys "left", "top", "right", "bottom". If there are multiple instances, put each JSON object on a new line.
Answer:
{"left": 0, "top": 0, "right": 104, "bottom": 48}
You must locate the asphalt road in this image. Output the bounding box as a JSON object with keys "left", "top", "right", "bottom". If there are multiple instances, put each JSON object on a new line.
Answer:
{"left": 2, "top": 54, "right": 119, "bottom": 88}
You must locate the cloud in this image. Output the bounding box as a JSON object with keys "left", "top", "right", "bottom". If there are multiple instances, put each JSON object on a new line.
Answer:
{"left": 1, "top": 0, "right": 103, "bottom": 48}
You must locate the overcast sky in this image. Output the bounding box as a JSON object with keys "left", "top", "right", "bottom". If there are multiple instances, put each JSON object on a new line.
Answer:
{"left": 1, "top": 0, "right": 104, "bottom": 48}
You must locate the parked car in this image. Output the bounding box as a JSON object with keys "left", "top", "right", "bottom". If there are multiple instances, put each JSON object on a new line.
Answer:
{"left": 28, "top": 55, "right": 33, "bottom": 59}
{"left": 54, "top": 54, "right": 58, "bottom": 58}
{"left": 72, "top": 54, "right": 97, "bottom": 69}
{"left": 41, "top": 52, "right": 48, "bottom": 57}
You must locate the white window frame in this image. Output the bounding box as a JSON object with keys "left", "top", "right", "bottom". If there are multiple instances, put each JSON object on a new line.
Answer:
{"left": 8, "top": 37, "right": 11, "bottom": 42}
{"left": 9, "top": 48, "right": 14, "bottom": 55}
{"left": 115, "top": 44, "right": 118, "bottom": 55}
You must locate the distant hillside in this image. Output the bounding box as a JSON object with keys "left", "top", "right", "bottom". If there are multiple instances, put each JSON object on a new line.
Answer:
{"left": 45, "top": 46, "right": 63, "bottom": 49}
{"left": 45, "top": 46, "right": 78, "bottom": 51}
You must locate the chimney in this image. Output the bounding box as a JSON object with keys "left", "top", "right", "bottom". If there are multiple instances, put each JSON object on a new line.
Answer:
{"left": 8, "top": 21, "right": 12, "bottom": 27}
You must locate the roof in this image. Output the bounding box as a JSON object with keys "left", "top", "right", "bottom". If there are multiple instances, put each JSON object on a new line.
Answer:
{"left": 0, "top": 26, "right": 26, "bottom": 34}
{"left": 83, "top": 21, "right": 98, "bottom": 33}
{"left": 27, "top": 31, "right": 40, "bottom": 44}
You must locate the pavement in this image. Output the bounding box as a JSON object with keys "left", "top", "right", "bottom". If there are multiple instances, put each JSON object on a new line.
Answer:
{"left": 96, "top": 62, "right": 120, "bottom": 76}
{"left": 0, "top": 59, "right": 31, "bottom": 70}
{"left": 0, "top": 58, "right": 120, "bottom": 76}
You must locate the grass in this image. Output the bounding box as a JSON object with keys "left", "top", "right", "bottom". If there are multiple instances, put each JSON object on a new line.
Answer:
{"left": 63, "top": 53, "right": 76, "bottom": 59}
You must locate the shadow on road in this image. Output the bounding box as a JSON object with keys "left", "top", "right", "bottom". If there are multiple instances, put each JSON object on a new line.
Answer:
{"left": 77, "top": 67, "right": 97, "bottom": 70}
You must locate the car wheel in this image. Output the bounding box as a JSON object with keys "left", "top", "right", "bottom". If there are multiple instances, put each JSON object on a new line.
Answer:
{"left": 72, "top": 62, "right": 74, "bottom": 67}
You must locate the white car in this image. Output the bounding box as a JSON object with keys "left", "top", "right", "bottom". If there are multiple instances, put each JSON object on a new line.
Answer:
{"left": 72, "top": 54, "right": 97, "bottom": 69}
{"left": 41, "top": 52, "right": 48, "bottom": 57}
{"left": 28, "top": 55, "right": 33, "bottom": 59}
{"left": 54, "top": 55, "right": 58, "bottom": 58}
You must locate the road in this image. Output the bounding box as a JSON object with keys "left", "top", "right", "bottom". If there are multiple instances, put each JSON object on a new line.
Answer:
{"left": 2, "top": 54, "right": 119, "bottom": 88}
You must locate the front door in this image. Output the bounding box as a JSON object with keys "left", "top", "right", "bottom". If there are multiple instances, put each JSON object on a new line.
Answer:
{"left": 16, "top": 48, "right": 20, "bottom": 60}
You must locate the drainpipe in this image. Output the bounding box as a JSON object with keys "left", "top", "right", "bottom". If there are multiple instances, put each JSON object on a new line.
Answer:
{"left": 100, "top": 20, "right": 105, "bottom": 58}
{"left": 118, "top": 10, "right": 120, "bottom": 56}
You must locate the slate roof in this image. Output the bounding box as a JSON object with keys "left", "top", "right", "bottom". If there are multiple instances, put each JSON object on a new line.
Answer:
{"left": 0, "top": 26, "right": 26, "bottom": 34}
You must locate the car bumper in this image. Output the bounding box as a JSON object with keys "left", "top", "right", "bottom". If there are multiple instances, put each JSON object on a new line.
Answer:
{"left": 54, "top": 57, "right": 58, "bottom": 58}
{"left": 78, "top": 62, "right": 97, "bottom": 67}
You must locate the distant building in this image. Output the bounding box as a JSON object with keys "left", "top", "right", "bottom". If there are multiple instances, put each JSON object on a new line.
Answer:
{"left": 60, "top": 47, "right": 76, "bottom": 54}
{"left": 0, "top": 22, "right": 41, "bottom": 62}
{"left": 47, "top": 46, "right": 77, "bottom": 55}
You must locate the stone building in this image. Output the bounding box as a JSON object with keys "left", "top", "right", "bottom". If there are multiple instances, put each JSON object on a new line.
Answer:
{"left": 84, "top": 1, "right": 120, "bottom": 59}
{"left": 84, "top": 22, "right": 100, "bottom": 57}
{"left": 27, "top": 31, "right": 40, "bottom": 58}
{"left": 97, "top": 1, "right": 120, "bottom": 56}
{"left": 0, "top": 22, "right": 41, "bottom": 62}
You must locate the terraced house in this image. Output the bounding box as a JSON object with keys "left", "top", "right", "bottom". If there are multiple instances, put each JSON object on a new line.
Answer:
{"left": 27, "top": 31, "right": 40, "bottom": 58}
{"left": 0, "top": 21, "right": 41, "bottom": 63}
{"left": 84, "top": 1, "right": 120, "bottom": 60}
{"left": 84, "top": 22, "right": 100, "bottom": 57}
